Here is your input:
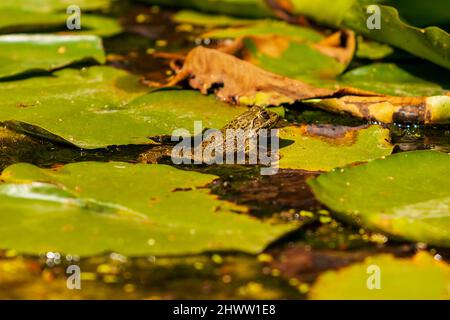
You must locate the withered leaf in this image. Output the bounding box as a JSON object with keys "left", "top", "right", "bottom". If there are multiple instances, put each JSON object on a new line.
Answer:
{"left": 166, "top": 46, "right": 377, "bottom": 106}
{"left": 307, "top": 94, "right": 450, "bottom": 124}
{"left": 311, "top": 29, "right": 356, "bottom": 65}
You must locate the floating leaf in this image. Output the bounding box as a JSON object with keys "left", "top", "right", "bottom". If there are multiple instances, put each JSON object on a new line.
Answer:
{"left": 0, "top": 162, "right": 297, "bottom": 256}
{"left": 0, "top": 1, "right": 121, "bottom": 36}
{"left": 309, "top": 252, "right": 450, "bottom": 300}
{"left": 0, "top": 0, "right": 112, "bottom": 12}
{"left": 0, "top": 66, "right": 246, "bottom": 148}
{"left": 355, "top": 37, "right": 394, "bottom": 60}
{"left": 340, "top": 63, "right": 449, "bottom": 97}
{"left": 308, "top": 151, "right": 450, "bottom": 247}
{"left": 203, "top": 20, "right": 322, "bottom": 42}
{"left": 142, "top": 0, "right": 273, "bottom": 19}
{"left": 279, "top": 125, "right": 393, "bottom": 171}
{"left": 240, "top": 32, "right": 353, "bottom": 81}
{"left": 173, "top": 10, "right": 257, "bottom": 27}
{"left": 151, "top": 0, "right": 450, "bottom": 69}
{"left": 203, "top": 22, "right": 353, "bottom": 80}
{"left": 0, "top": 34, "right": 105, "bottom": 79}
{"left": 264, "top": 0, "right": 450, "bottom": 69}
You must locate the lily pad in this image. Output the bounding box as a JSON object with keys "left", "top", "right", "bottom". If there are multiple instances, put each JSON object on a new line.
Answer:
{"left": 0, "top": 0, "right": 121, "bottom": 37}
{"left": 0, "top": 0, "right": 112, "bottom": 12}
{"left": 241, "top": 37, "right": 348, "bottom": 81}
{"left": 0, "top": 34, "right": 105, "bottom": 79}
{"left": 0, "top": 66, "right": 246, "bottom": 149}
{"left": 202, "top": 20, "right": 322, "bottom": 42}
{"left": 203, "top": 22, "right": 351, "bottom": 80}
{"left": 279, "top": 125, "right": 393, "bottom": 171}
{"left": 340, "top": 63, "right": 449, "bottom": 96}
{"left": 142, "top": 0, "right": 273, "bottom": 19}
{"left": 355, "top": 37, "right": 394, "bottom": 60}
{"left": 309, "top": 252, "right": 450, "bottom": 300}
{"left": 308, "top": 151, "right": 450, "bottom": 247}
{"left": 173, "top": 10, "right": 257, "bottom": 27}
{"left": 0, "top": 162, "right": 297, "bottom": 256}
{"left": 343, "top": 3, "right": 450, "bottom": 70}
{"left": 154, "top": 0, "right": 450, "bottom": 69}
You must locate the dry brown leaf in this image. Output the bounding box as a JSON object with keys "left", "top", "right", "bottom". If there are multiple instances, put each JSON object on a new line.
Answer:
{"left": 312, "top": 30, "right": 355, "bottom": 65}
{"left": 166, "top": 46, "right": 377, "bottom": 106}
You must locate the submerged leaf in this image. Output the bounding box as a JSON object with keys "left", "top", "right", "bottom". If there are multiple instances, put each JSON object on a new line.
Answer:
{"left": 308, "top": 151, "right": 450, "bottom": 247}
{"left": 279, "top": 125, "right": 393, "bottom": 171}
{"left": 0, "top": 162, "right": 297, "bottom": 256}
{"left": 0, "top": 34, "right": 105, "bottom": 79}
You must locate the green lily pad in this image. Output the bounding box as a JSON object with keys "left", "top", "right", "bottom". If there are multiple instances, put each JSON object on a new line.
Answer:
{"left": 0, "top": 34, "right": 105, "bottom": 79}
{"left": 343, "top": 3, "right": 450, "bottom": 70}
{"left": 308, "top": 150, "right": 450, "bottom": 247}
{"left": 355, "top": 37, "right": 394, "bottom": 60}
{"left": 202, "top": 21, "right": 348, "bottom": 80}
{"left": 309, "top": 252, "right": 450, "bottom": 300}
{"left": 0, "top": 0, "right": 112, "bottom": 12}
{"left": 173, "top": 10, "right": 257, "bottom": 27}
{"left": 242, "top": 38, "right": 346, "bottom": 81}
{"left": 0, "top": 0, "right": 121, "bottom": 36}
{"left": 0, "top": 162, "right": 297, "bottom": 256}
{"left": 340, "top": 63, "right": 449, "bottom": 96}
{"left": 279, "top": 125, "right": 393, "bottom": 171}
{"left": 203, "top": 20, "right": 322, "bottom": 42}
{"left": 0, "top": 66, "right": 246, "bottom": 149}
{"left": 142, "top": 0, "right": 273, "bottom": 19}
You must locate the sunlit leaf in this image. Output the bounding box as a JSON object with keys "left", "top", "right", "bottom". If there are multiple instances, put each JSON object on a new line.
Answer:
{"left": 0, "top": 162, "right": 297, "bottom": 256}
{"left": 308, "top": 151, "right": 450, "bottom": 247}
{"left": 0, "top": 34, "right": 105, "bottom": 79}
{"left": 279, "top": 125, "right": 393, "bottom": 171}
{"left": 0, "top": 66, "right": 246, "bottom": 148}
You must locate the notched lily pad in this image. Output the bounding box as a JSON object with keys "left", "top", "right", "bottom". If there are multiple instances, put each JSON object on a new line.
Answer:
{"left": 308, "top": 150, "right": 450, "bottom": 247}
{"left": 0, "top": 162, "right": 298, "bottom": 256}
